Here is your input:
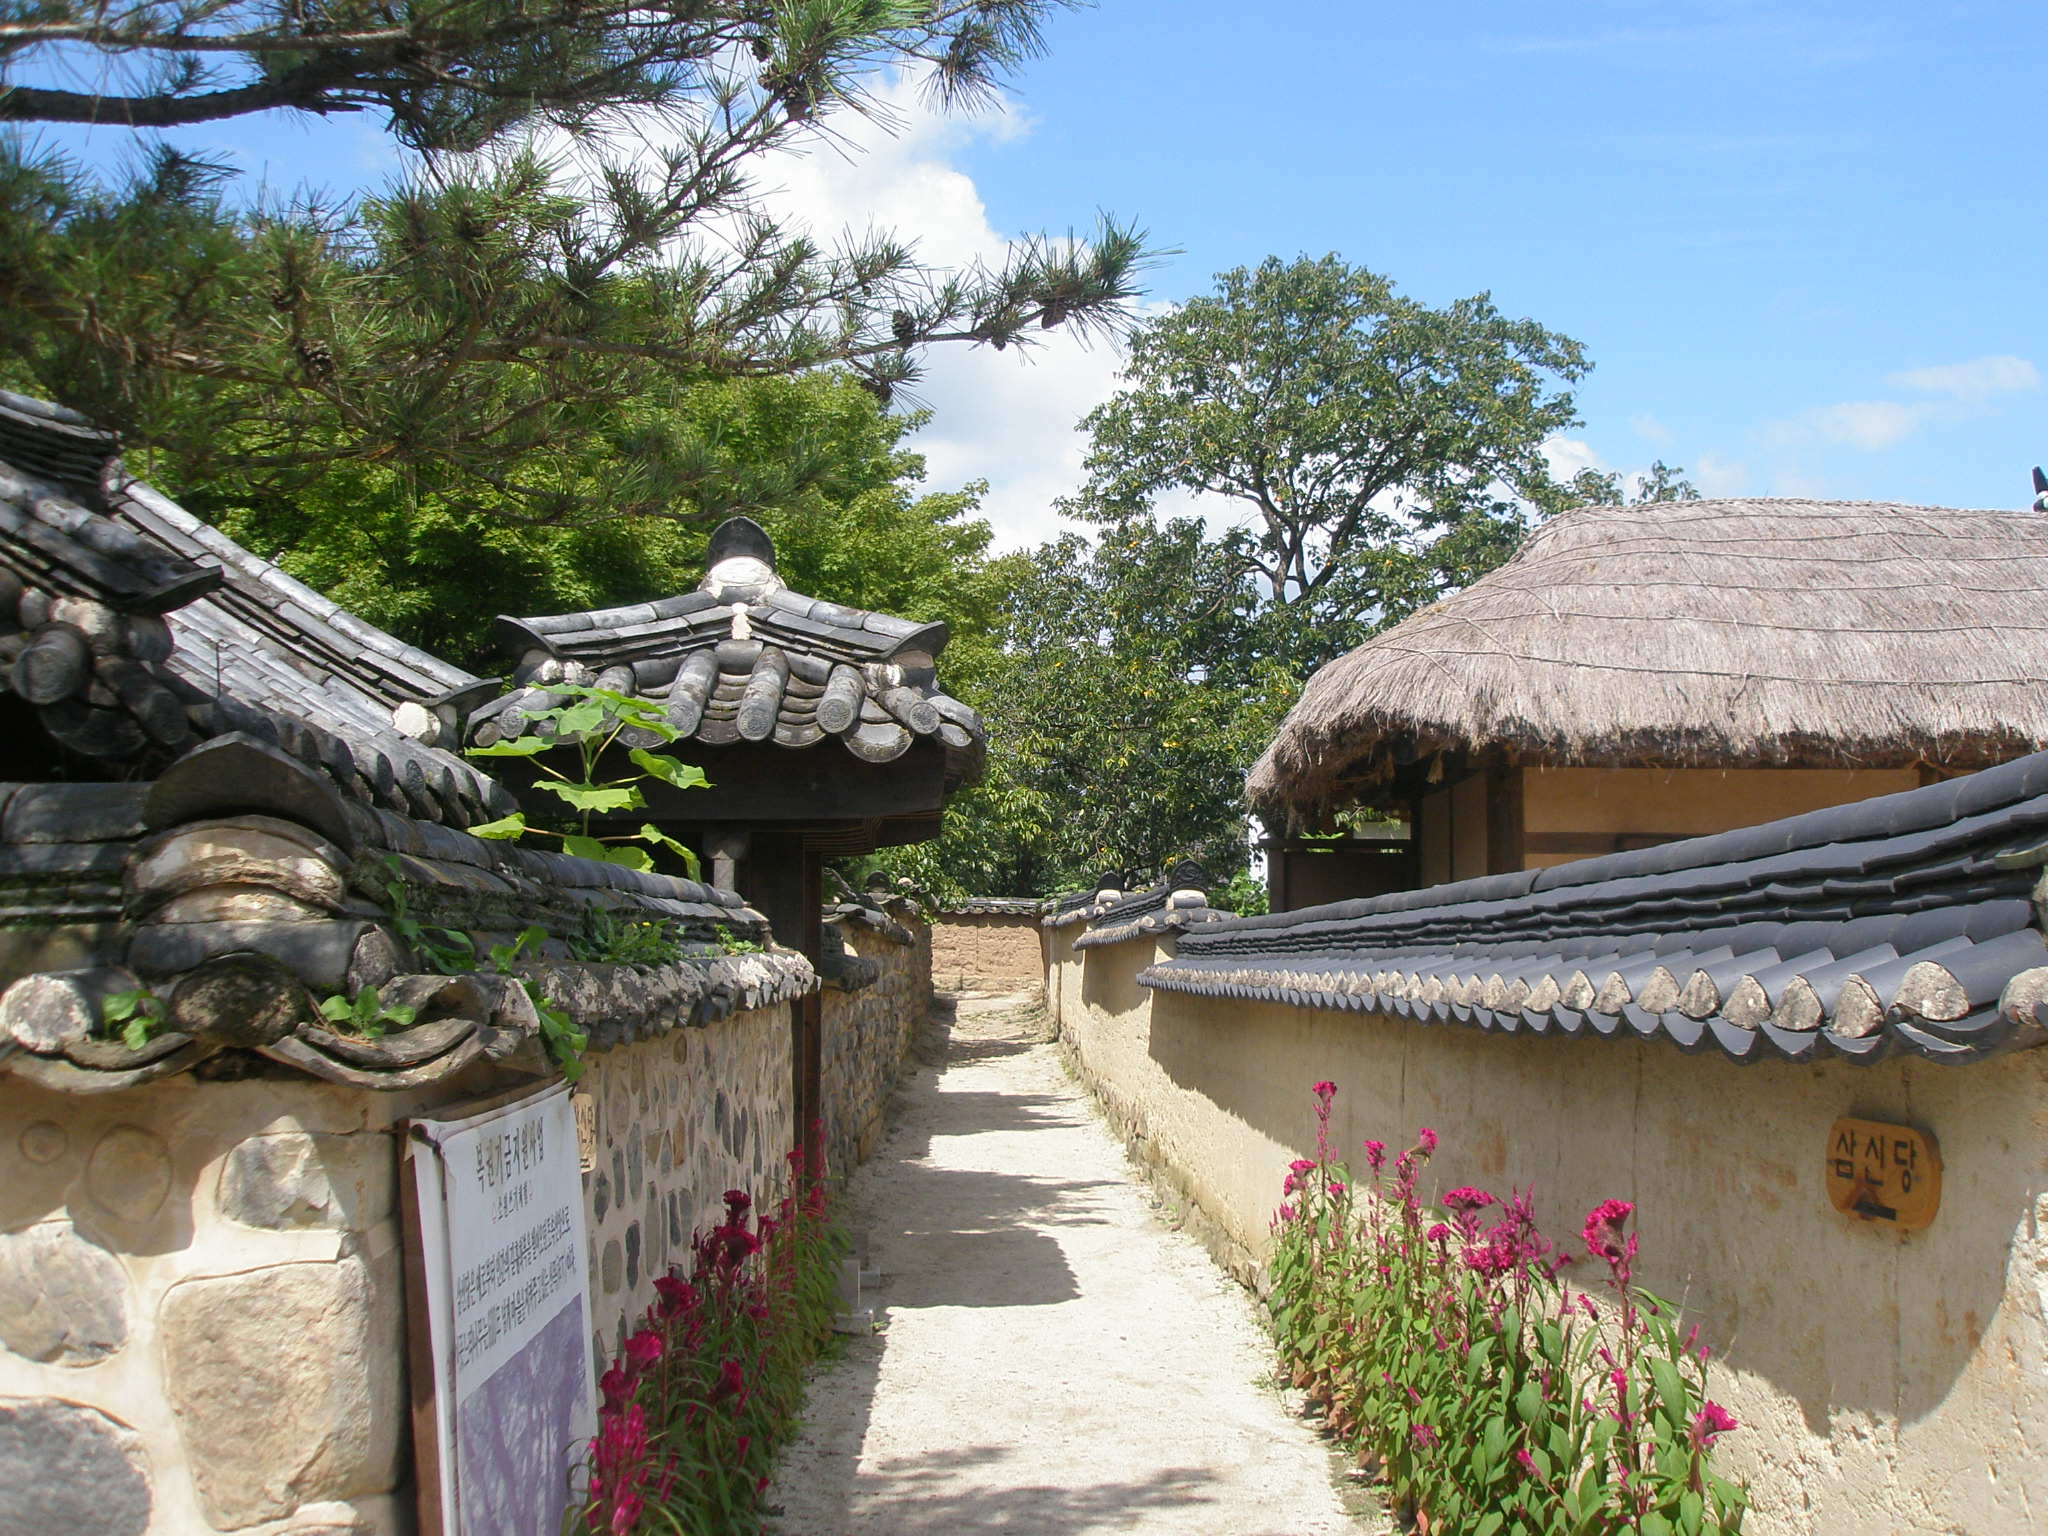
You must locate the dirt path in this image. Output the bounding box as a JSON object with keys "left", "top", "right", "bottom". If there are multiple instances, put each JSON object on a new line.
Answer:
{"left": 766, "top": 992, "right": 1377, "bottom": 1535}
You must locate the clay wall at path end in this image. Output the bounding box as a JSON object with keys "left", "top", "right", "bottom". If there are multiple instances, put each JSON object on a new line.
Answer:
{"left": 932, "top": 912, "right": 1043, "bottom": 993}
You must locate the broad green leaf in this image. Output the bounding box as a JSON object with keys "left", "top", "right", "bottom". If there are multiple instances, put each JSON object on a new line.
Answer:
{"left": 564, "top": 835, "right": 609, "bottom": 862}
{"left": 1641, "top": 1514, "right": 1674, "bottom": 1536}
{"left": 537, "top": 781, "right": 643, "bottom": 812}
{"left": 122, "top": 1017, "right": 153, "bottom": 1051}
{"left": 1679, "top": 1489, "right": 1705, "bottom": 1536}
{"left": 628, "top": 748, "right": 710, "bottom": 789}
{"left": 555, "top": 699, "right": 608, "bottom": 736}
{"left": 320, "top": 994, "right": 355, "bottom": 1022}
{"left": 466, "top": 737, "right": 551, "bottom": 757}
{"left": 384, "top": 1004, "right": 419, "bottom": 1028}
{"left": 467, "top": 811, "right": 527, "bottom": 839}
{"left": 604, "top": 845, "right": 656, "bottom": 872}
{"left": 1515, "top": 1378, "right": 1543, "bottom": 1423}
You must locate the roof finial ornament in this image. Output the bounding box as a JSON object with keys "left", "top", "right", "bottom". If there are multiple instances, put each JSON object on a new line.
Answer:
{"left": 703, "top": 516, "right": 782, "bottom": 599}
{"left": 2032, "top": 467, "right": 2047, "bottom": 513}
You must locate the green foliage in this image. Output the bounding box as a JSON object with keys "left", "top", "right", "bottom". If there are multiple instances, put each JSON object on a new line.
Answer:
{"left": 1269, "top": 1097, "right": 1748, "bottom": 1536}
{"left": 1209, "top": 869, "right": 1270, "bottom": 916}
{"left": 468, "top": 683, "right": 707, "bottom": 875}
{"left": 316, "top": 987, "right": 419, "bottom": 1040}
{"left": 893, "top": 516, "right": 1290, "bottom": 898}
{"left": 1563, "top": 458, "right": 1705, "bottom": 509}
{"left": 1063, "top": 252, "right": 1592, "bottom": 675}
{"left": 713, "top": 924, "right": 765, "bottom": 957}
{"left": 371, "top": 856, "right": 478, "bottom": 974}
{"left": 99, "top": 986, "right": 166, "bottom": 1052}
{"left": 570, "top": 909, "right": 686, "bottom": 969}
{"left": 0, "top": 3, "right": 1149, "bottom": 515}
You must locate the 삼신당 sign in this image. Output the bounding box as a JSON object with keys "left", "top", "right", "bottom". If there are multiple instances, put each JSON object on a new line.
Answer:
{"left": 1825, "top": 1116, "right": 1941, "bottom": 1229}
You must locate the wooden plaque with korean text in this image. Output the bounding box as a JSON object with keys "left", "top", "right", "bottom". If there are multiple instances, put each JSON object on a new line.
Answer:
{"left": 1825, "top": 1117, "right": 1940, "bottom": 1229}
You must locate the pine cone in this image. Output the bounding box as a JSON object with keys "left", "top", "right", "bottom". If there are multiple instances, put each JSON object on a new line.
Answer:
{"left": 294, "top": 338, "right": 336, "bottom": 380}
{"left": 891, "top": 310, "right": 915, "bottom": 347}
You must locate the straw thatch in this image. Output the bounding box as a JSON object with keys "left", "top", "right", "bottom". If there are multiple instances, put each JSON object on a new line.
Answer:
{"left": 1249, "top": 497, "right": 2048, "bottom": 819}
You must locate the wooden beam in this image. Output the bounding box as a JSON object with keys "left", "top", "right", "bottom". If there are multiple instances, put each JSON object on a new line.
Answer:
{"left": 1486, "top": 760, "right": 1525, "bottom": 875}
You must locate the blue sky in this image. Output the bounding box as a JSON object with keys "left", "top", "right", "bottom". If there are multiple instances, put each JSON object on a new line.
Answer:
{"left": 25, "top": 1, "right": 2048, "bottom": 544}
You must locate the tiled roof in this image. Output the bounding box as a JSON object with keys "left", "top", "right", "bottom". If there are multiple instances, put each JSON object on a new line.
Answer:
{"left": 941, "top": 897, "right": 1044, "bottom": 917}
{"left": 1144, "top": 756, "right": 2048, "bottom": 1064}
{"left": 0, "top": 390, "right": 511, "bottom": 831}
{"left": 474, "top": 517, "right": 983, "bottom": 782}
{"left": 1066, "top": 861, "right": 1226, "bottom": 949}
{"left": 0, "top": 752, "right": 814, "bottom": 1093}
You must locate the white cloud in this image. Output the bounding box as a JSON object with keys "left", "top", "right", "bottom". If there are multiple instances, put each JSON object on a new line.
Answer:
{"left": 1763, "top": 399, "right": 1938, "bottom": 451}
{"left": 1886, "top": 354, "right": 2040, "bottom": 401}
{"left": 1629, "top": 413, "right": 1674, "bottom": 444}
{"left": 550, "top": 73, "right": 1135, "bottom": 551}
{"left": 1540, "top": 436, "right": 1609, "bottom": 481}
{"left": 1692, "top": 452, "right": 1749, "bottom": 495}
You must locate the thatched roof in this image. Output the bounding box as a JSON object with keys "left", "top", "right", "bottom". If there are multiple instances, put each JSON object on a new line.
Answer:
{"left": 1249, "top": 497, "right": 2048, "bottom": 819}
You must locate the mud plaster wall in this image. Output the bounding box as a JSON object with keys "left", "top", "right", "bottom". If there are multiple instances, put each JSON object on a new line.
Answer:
{"left": 821, "top": 917, "right": 931, "bottom": 1181}
{"left": 931, "top": 913, "right": 1044, "bottom": 993}
{"left": 578, "top": 1003, "right": 793, "bottom": 1358}
{"left": 1050, "top": 936, "right": 2048, "bottom": 1536}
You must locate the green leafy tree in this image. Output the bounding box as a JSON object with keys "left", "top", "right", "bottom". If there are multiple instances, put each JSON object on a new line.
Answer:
{"left": 0, "top": 1, "right": 1149, "bottom": 515}
{"left": 1564, "top": 458, "right": 1704, "bottom": 507}
{"left": 1062, "top": 253, "right": 1592, "bottom": 673}
{"left": 173, "top": 370, "right": 1009, "bottom": 668}
{"left": 895, "top": 516, "right": 1292, "bottom": 897}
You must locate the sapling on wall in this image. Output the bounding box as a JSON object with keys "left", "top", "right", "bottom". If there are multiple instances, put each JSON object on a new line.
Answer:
{"left": 466, "top": 683, "right": 708, "bottom": 875}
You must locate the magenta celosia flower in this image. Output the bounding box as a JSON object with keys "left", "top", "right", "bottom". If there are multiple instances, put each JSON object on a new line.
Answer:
{"left": 1289, "top": 1158, "right": 1318, "bottom": 1174}
{"left": 609, "top": 1493, "right": 644, "bottom": 1535}
{"left": 1464, "top": 1240, "right": 1516, "bottom": 1278}
{"left": 1444, "top": 1186, "right": 1497, "bottom": 1213}
{"left": 1582, "top": 1198, "right": 1635, "bottom": 1260}
{"left": 624, "top": 1329, "right": 663, "bottom": 1369}
{"left": 653, "top": 1274, "right": 697, "bottom": 1318}
{"left": 1277, "top": 1202, "right": 1296, "bottom": 1222}
{"left": 1313, "top": 1080, "right": 1338, "bottom": 1101}
{"left": 1692, "top": 1401, "right": 1739, "bottom": 1448}
{"left": 1363, "top": 1139, "right": 1386, "bottom": 1172}
{"left": 1410, "top": 1423, "right": 1439, "bottom": 1448}
{"left": 599, "top": 1367, "right": 633, "bottom": 1410}
{"left": 718, "top": 1358, "right": 747, "bottom": 1399}
{"left": 1516, "top": 1448, "right": 1536, "bottom": 1475}
{"left": 1425, "top": 1222, "right": 1453, "bottom": 1243}
{"left": 1417, "top": 1127, "right": 1438, "bottom": 1153}
{"left": 1327, "top": 1180, "right": 1347, "bottom": 1198}
{"left": 723, "top": 1188, "right": 752, "bottom": 1216}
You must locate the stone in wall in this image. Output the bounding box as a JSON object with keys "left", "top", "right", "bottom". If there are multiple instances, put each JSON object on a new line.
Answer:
{"left": 0, "top": 1396, "right": 151, "bottom": 1536}
{"left": 161, "top": 1255, "right": 403, "bottom": 1529}
{"left": 822, "top": 915, "right": 931, "bottom": 1179}
{"left": 0, "top": 1220, "right": 127, "bottom": 1365}
{"left": 219, "top": 1131, "right": 396, "bottom": 1231}
{"left": 580, "top": 1003, "right": 793, "bottom": 1355}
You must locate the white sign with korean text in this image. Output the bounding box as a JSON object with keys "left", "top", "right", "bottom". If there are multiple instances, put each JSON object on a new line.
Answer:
{"left": 409, "top": 1082, "right": 595, "bottom": 1536}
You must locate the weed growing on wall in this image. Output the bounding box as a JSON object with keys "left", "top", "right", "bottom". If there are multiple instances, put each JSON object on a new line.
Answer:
{"left": 571, "top": 1147, "right": 843, "bottom": 1534}
{"left": 1269, "top": 1083, "right": 1748, "bottom": 1536}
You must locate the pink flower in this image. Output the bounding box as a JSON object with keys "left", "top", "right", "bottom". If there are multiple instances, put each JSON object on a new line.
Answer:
{"left": 1464, "top": 1241, "right": 1516, "bottom": 1278}
{"left": 1282, "top": 1173, "right": 1300, "bottom": 1196}
{"left": 1417, "top": 1127, "right": 1438, "bottom": 1153}
{"left": 609, "top": 1492, "right": 644, "bottom": 1534}
{"left": 1313, "top": 1080, "right": 1338, "bottom": 1101}
{"left": 653, "top": 1275, "right": 696, "bottom": 1318}
{"left": 1277, "top": 1202, "right": 1296, "bottom": 1222}
{"left": 1410, "top": 1423, "right": 1439, "bottom": 1448}
{"left": 1444, "top": 1186, "right": 1497, "bottom": 1213}
{"left": 1516, "top": 1448, "right": 1536, "bottom": 1475}
{"left": 599, "top": 1367, "right": 633, "bottom": 1410}
{"left": 624, "top": 1329, "right": 663, "bottom": 1369}
{"left": 1425, "top": 1222, "right": 1453, "bottom": 1243}
{"left": 1692, "top": 1401, "right": 1739, "bottom": 1448}
{"left": 1327, "top": 1180, "right": 1347, "bottom": 1198}
{"left": 717, "top": 1358, "right": 747, "bottom": 1399}
{"left": 1363, "top": 1139, "right": 1386, "bottom": 1172}
{"left": 1582, "top": 1198, "right": 1636, "bottom": 1263}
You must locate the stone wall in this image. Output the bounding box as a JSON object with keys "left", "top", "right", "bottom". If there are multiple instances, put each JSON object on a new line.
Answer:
{"left": 932, "top": 912, "right": 1044, "bottom": 993}
{"left": 0, "top": 1069, "right": 427, "bottom": 1536}
{"left": 0, "top": 1000, "right": 794, "bottom": 1535}
{"left": 577, "top": 1003, "right": 793, "bottom": 1357}
{"left": 1049, "top": 933, "right": 2048, "bottom": 1536}
{"left": 821, "top": 913, "right": 932, "bottom": 1181}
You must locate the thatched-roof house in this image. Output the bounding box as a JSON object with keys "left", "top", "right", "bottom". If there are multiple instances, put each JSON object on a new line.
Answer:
{"left": 1251, "top": 498, "right": 2048, "bottom": 905}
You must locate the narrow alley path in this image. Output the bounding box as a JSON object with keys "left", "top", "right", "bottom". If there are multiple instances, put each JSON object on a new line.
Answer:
{"left": 766, "top": 992, "right": 1376, "bottom": 1535}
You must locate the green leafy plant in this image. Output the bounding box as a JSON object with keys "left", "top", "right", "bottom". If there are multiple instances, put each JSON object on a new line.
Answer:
{"left": 100, "top": 987, "right": 166, "bottom": 1052}
{"left": 571, "top": 908, "right": 685, "bottom": 967}
{"left": 467, "top": 684, "right": 707, "bottom": 875}
{"left": 1269, "top": 1085, "right": 1748, "bottom": 1536}
{"left": 373, "top": 856, "right": 477, "bottom": 974}
{"left": 713, "top": 924, "right": 764, "bottom": 956}
{"left": 316, "top": 987, "right": 420, "bottom": 1040}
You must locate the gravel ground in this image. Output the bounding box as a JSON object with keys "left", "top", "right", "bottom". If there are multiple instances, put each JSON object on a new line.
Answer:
{"left": 765, "top": 992, "right": 1384, "bottom": 1535}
